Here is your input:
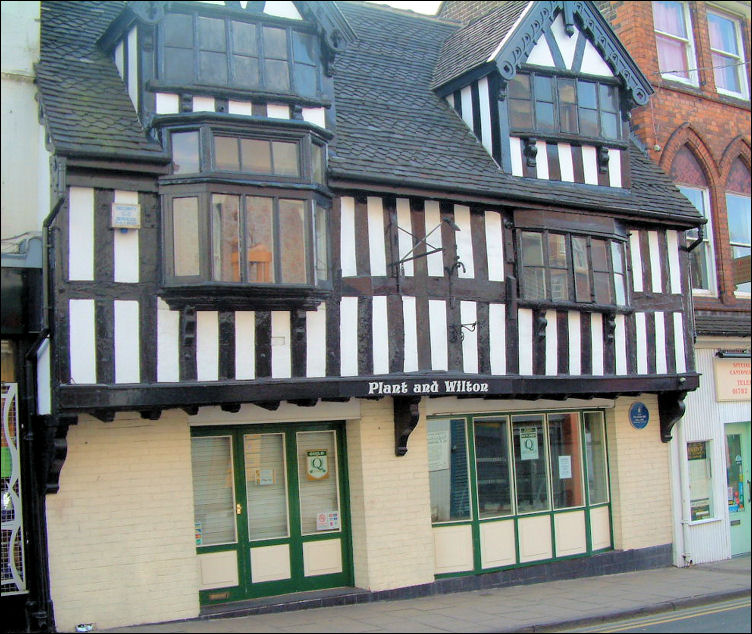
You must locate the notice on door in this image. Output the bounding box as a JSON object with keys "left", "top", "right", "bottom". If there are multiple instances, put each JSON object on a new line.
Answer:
{"left": 316, "top": 511, "right": 339, "bottom": 531}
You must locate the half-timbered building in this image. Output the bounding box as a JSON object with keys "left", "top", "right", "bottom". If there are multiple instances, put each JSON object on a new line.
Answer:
{"left": 31, "top": 1, "right": 704, "bottom": 630}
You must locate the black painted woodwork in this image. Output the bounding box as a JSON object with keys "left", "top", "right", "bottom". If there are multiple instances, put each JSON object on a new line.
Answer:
{"left": 658, "top": 391, "right": 687, "bottom": 443}
{"left": 394, "top": 396, "right": 421, "bottom": 457}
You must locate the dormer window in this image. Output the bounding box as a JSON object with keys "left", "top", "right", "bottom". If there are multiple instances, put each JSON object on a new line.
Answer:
{"left": 508, "top": 72, "right": 622, "bottom": 141}
{"left": 159, "top": 10, "right": 321, "bottom": 98}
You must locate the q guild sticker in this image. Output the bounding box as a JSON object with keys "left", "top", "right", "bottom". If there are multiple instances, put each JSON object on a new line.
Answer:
{"left": 306, "top": 450, "right": 329, "bottom": 480}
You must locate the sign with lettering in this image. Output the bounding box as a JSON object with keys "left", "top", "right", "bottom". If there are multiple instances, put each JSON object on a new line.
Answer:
{"left": 629, "top": 402, "right": 649, "bottom": 429}
{"left": 367, "top": 379, "right": 490, "bottom": 396}
{"left": 110, "top": 203, "right": 141, "bottom": 229}
{"left": 306, "top": 450, "right": 329, "bottom": 481}
{"left": 714, "top": 358, "right": 751, "bottom": 402}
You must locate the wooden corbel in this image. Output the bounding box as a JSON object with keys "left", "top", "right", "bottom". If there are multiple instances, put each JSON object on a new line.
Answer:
{"left": 394, "top": 396, "right": 421, "bottom": 457}
{"left": 658, "top": 391, "right": 687, "bottom": 442}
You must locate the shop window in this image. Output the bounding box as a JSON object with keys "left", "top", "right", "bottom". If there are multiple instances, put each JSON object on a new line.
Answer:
{"left": 687, "top": 441, "right": 713, "bottom": 521}
{"left": 508, "top": 72, "right": 621, "bottom": 140}
{"left": 518, "top": 230, "right": 628, "bottom": 307}
{"left": 297, "top": 431, "right": 340, "bottom": 535}
{"left": 584, "top": 412, "right": 609, "bottom": 505}
{"left": 428, "top": 419, "right": 471, "bottom": 523}
{"left": 473, "top": 418, "right": 513, "bottom": 518}
{"left": 160, "top": 11, "right": 320, "bottom": 97}
{"left": 512, "top": 415, "right": 551, "bottom": 514}
{"left": 548, "top": 413, "right": 585, "bottom": 509}
{"left": 653, "top": 1, "right": 698, "bottom": 86}
{"left": 726, "top": 159, "right": 751, "bottom": 295}
{"left": 191, "top": 436, "right": 237, "bottom": 546}
{"left": 707, "top": 10, "right": 749, "bottom": 99}
{"left": 244, "top": 433, "right": 288, "bottom": 540}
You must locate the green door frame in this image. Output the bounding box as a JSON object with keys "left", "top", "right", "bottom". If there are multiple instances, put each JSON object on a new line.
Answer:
{"left": 725, "top": 421, "right": 751, "bottom": 556}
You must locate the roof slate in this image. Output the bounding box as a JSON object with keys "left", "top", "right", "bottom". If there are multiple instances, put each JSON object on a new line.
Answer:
{"left": 37, "top": 1, "right": 166, "bottom": 161}
{"left": 331, "top": 2, "right": 701, "bottom": 225}
{"left": 430, "top": 1, "right": 529, "bottom": 90}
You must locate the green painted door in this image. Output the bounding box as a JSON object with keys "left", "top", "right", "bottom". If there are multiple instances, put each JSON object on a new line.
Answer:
{"left": 192, "top": 423, "right": 351, "bottom": 605}
{"left": 725, "top": 422, "right": 751, "bottom": 556}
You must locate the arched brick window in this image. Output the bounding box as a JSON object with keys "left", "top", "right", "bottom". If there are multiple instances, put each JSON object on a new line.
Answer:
{"left": 726, "top": 158, "right": 751, "bottom": 294}
{"left": 671, "top": 146, "right": 716, "bottom": 294}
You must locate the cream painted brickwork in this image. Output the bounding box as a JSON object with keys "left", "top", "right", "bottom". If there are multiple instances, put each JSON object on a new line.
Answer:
{"left": 606, "top": 395, "right": 672, "bottom": 550}
{"left": 46, "top": 411, "right": 200, "bottom": 632}
{"left": 346, "top": 398, "right": 435, "bottom": 591}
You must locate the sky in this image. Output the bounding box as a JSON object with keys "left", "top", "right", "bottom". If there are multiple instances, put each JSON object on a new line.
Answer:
{"left": 366, "top": 1, "right": 442, "bottom": 15}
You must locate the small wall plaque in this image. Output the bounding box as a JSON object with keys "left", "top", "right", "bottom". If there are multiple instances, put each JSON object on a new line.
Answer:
{"left": 111, "top": 203, "right": 141, "bottom": 229}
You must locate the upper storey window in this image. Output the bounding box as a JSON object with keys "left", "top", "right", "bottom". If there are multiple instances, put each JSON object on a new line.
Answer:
{"left": 508, "top": 72, "right": 621, "bottom": 141}
{"left": 160, "top": 11, "right": 321, "bottom": 97}
{"left": 707, "top": 10, "right": 749, "bottom": 99}
{"left": 653, "top": 1, "right": 698, "bottom": 86}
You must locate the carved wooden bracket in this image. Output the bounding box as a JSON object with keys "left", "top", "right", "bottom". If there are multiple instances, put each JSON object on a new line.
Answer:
{"left": 658, "top": 391, "right": 687, "bottom": 443}
{"left": 597, "top": 146, "right": 610, "bottom": 173}
{"left": 534, "top": 309, "right": 548, "bottom": 340}
{"left": 394, "top": 396, "right": 421, "bottom": 457}
{"left": 36, "top": 414, "right": 77, "bottom": 494}
{"left": 523, "top": 137, "right": 538, "bottom": 167}
{"left": 604, "top": 312, "right": 616, "bottom": 342}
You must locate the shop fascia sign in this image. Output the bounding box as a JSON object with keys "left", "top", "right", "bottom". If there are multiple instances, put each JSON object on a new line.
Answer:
{"left": 366, "top": 379, "right": 490, "bottom": 396}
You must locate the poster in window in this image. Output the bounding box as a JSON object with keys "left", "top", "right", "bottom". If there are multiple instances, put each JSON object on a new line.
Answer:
{"left": 558, "top": 455, "right": 572, "bottom": 479}
{"left": 520, "top": 428, "right": 539, "bottom": 460}
{"left": 427, "top": 430, "right": 450, "bottom": 471}
{"left": 306, "top": 450, "right": 329, "bottom": 480}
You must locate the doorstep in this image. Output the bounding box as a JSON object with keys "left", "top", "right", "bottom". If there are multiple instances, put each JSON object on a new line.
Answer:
{"left": 198, "top": 586, "right": 371, "bottom": 620}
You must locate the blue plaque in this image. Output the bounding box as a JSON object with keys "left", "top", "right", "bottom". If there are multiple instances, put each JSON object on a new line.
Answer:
{"left": 629, "top": 402, "right": 650, "bottom": 429}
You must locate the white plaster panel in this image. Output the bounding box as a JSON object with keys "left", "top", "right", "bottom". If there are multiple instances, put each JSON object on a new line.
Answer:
{"left": 551, "top": 13, "right": 578, "bottom": 69}
{"left": 581, "top": 38, "right": 614, "bottom": 76}
{"left": 68, "top": 187, "right": 94, "bottom": 281}
{"left": 536, "top": 140, "right": 549, "bottom": 180}
{"left": 306, "top": 304, "right": 327, "bottom": 378}
{"left": 302, "top": 107, "right": 326, "bottom": 128}
{"left": 196, "top": 311, "right": 219, "bottom": 381}
{"left": 655, "top": 311, "right": 667, "bottom": 374}
{"left": 558, "top": 142, "right": 574, "bottom": 182}
{"left": 485, "top": 211, "right": 504, "bottom": 281}
{"left": 461, "top": 301, "right": 478, "bottom": 374}
{"left": 630, "top": 230, "right": 644, "bottom": 292}
{"left": 489, "top": 303, "right": 506, "bottom": 376}
{"left": 554, "top": 511, "right": 587, "bottom": 557}
{"left": 192, "top": 96, "right": 215, "bottom": 112}
{"left": 518, "top": 308, "right": 533, "bottom": 375}
{"left": 396, "top": 198, "right": 414, "bottom": 277}
{"left": 648, "top": 231, "right": 662, "bottom": 293}
{"left": 526, "top": 32, "right": 556, "bottom": 67}
{"left": 581, "top": 145, "right": 599, "bottom": 185}
{"left": 429, "top": 300, "right": 448, "bottom": 371}
{"left": 568, "top": 311, "right": 581, "bottom": 375}
{"left": 518, "top": 514, "right": 552, "bottom": 563}
{"left": 424, "top": 201, "right": 444, "bottom": 277}
{"left": 266, "top": 103, "right": 290, "bottom": 119}
{"left": 340, "top": 296, "right": 359, "bottom": 376}
{"left": 636, "top": 312, "right": 648, "bottom": 374}
{"left": 235, "top": 311, "right": 255, "bottom": 380}
{"left": 113, "top": 190, "right": 139, "bottom": 283}
{"left": 155, "top": 93, "right": 179, "bottom": 114}
{"left": 510, "top": 137, "right": 524, "bottom": 176}
{"left": 271, "top": 311, "right": 292, "bottom": 378}
{"left": 302, "top": 539, "right": 343, "bottom": 577}
{"left": 615, "top": 314, "right": 627, "bottom": 375}
{"left": 114, "top": 300, "right": 140, "bottom": 384}
{"left": 198, "top": 551, "right": 239, "bottom": 590}
{"left": 228, "top": 100, "right": 253, "bottom": 115}
{"left": 478, "top": 76, "right": 493, "bottom": 153}
{"left": 480, "top": 519, "right": 516, "bottom": 569}
{"left": 127, "top": 27, "right": 138, "bottom": 110}
{"left": 372, "top": 296, "right": 389, "bottom": 375}
{"left": 339, "top": 196, "right": 357, "bottom": 277}
{"left": 263, "top": 1, "right": 302, "bottom": 19}
{"left": 251, "top": 544, "right": 291, "bottom": 583}
{"left": 69, "top": 299, "right": 96, "bottom": 384}
{"left": 667, "top": 230, "right": 682, "bottom": 294}
{"left": 367, "top": 196, "right": 387, "bottom": 277}
{"left": 545, "top": 309, "right": 558, "bottom": 376}
{"left": 402, "top": 296, "right": 419, "bottom": 372}
{"left": 454, "top": 205, "right": 474, "bottom": 278}
{"left": 433, "top": 524, "right": 474, "bottom": 574}
{"left": 673, "top": 312, "right": 686, "bottom": 373}
{"left": 460, "top": 85, "right": 473, "bottom": 131}
{"left": 590, "top": 312, "right": 604, "bottom": 376}
{"left": 608, "top": 148, "right": 622, "bottom": 188}
{"left": 157, "top": 298, "right": 180, "bottom": 382}
{"left": 114, "top": 41, "right": 124, "bottom": 78}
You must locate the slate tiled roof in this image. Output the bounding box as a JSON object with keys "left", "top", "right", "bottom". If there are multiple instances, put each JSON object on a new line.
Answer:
{"left": 331, "top": 2, "right": 701, "bottom": 225}
{"left": 695, "top": 311, "right": 752, "bottom": 337}
{"left": 37, "top": 1, "right": 166, "bottom": 161}
{"left": 431, "top": 1, "right": 529, "bottom": 90}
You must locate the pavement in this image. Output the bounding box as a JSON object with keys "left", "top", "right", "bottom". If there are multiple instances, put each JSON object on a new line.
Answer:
{"left": 105, "top": 555, "right": 750, "bottom": 633}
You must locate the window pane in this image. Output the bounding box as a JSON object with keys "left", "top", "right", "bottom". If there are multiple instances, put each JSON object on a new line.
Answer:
{"left": 708, "top": 13, "right": 738, "bottom": 55}
{"left": 578, "top": 81, "right": 597, "bottom": 109}
{"left": 614, "top": 273, "right": 626, "bottom": 305}
{"left": 200, "top": 51, "right": 227, "bottom": 84}
{"left": 294, "top": 63, "right": 318, "bottom": 97}
{"left": 572, "top": 236, "right": 591, "bottom": 302}
{"left": 164, "top": 13, "right": 193, "bottom": 47}
{"left": 534, "top": 75, "right": 554, "bottom": 102}
{"left": 687, "top": 441, "right": 713, "bottom": 521}
{"left": 584, "top": 412, "right": 608, "bottom": 504}
{"left": 428, "top": 419, "right": 471, "bottom": 522}
{"left": 579, "top": 108, "right": 599, "bottom": 137}
{"left": 560, "top": 104, "right": 578, "bottom": 133}
{"left": 548, "top": 413, "right": 584, "bottom": 509}
{"left": 509, "top": 99, "right": 533, "bottom": 129}
{"left": 265, "top": 59, "right": 290, "bottom": 91}
{"left": 199, "top": 17, "right": 226, "bottom": 51}
{"left": 559, "top": 78, "right": 576, "bottom": 103}
{"left": 508, "top": 73, "right": 530, "bottom": 99}
{"left": 522, "top": 232, "right": 544, "bottom": 266}
{"left": 215, "top": 136, "right": 240, "bottom": 171}
{"left": 731, "top": 246, "right": 751, "bottom": 293}
{"left": 601, "top": 112, "right": 619, "bottom": 139}
{"left": 245, "top": 433, "right": 288, "bottom": 540}
{"left": 594, "top": 271, "right": 613, "bottom": 304}
{"left": 523, "top": 268, "right": 547, "bottom": 300}
{"left": 712, "top": 52, "right": 741, "bottom": 93}
{"left": 263, "top": 26, "right": 288, "bottom": 59}
{"left": 171, "top": 131, "right": 200, "bottom": 174}
{"left": 513, "top": 416, "right": 550, "bottom": 513}
{"left": 599, "top": 84, "right": 619, "bottom": 112}
{"left": 689, "top": 244, "right": 711, "bottom": 291}
{"left": 535, "top": 101, "right": 555, "bottom": 130}
{"left": 474, "top": 419, "right": 513, "bottom": 518}
{"left": 164, "top": 47, "right": 194, "bottom": 83}
{"left": 315, "top": 204, "right": 329, "bottom": 282}
{"left": 727, "top": 193, "right": 751, "bottom": 293}
{"left": 610, "top": 241, "right": 624, "bottom": 274}
{"left": 591, "top": 240, "right": 609, "bottom": 271}
{"left": 297, "top": 431, "right": 340, "bottom": 535}
{"left": 654, "top": 1, "right": 687, "bottom": 38}
{"left": 233, "top": 21, "right": 256, "bottom": 55}
{"left": 173, "top": 197, "right": 200, "bottom": 277}
{"left": 656, "top": 35, "right": 689, "bottom": 78}
{"left": 272, "top": 141, "right": 299, "bottom": 176}
{"left": 241, "top": 139, "right": 272, "bottom": 173}
{"left": 548, "top": 234, "right": 567, "bottom": 267}
{"left": 211, "top": 194, "right": 240, "bottom": 282}
{"left": 191, "top": 437, "right": 236, "bottom": 546}
{"left": 312, "top": 143, "right": 324, "bottom": 184}
{"left": 551, "top": 270, "right": 569, "bottom": 301}
{"left": 292, "top": 31, "right": 317, "bottom": 65}
{"left": 279, "top": 199, "right": 307, "bottom": 283}
{"left": 233, "top": 55, "right": 259, "bottom": 87}
{"left": 245, "top": 197, "right": 275, "bottom": 283}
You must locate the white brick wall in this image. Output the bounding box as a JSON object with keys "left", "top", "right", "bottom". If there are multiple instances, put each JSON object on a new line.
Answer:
{"left": 346, "top": 398, "right": 436, "bottom": 591}
{"left": 607, "top": 395, "right": 673, "bottom": 550}
{"left": 46, "top": 412, "right": 200, "bottom": 631}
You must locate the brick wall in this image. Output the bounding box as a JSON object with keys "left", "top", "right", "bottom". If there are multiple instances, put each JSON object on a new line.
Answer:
{"left": 598, "top": 1, "right": 751, "bottom": 317}
{"left": 346, "top": 398, "right": 435, "bottom": 591}
{"left": 45, "top": 412, "right": 200, "bottom": 632}
{"left": 606, "top": 395, "right": 673, "bottom": 550}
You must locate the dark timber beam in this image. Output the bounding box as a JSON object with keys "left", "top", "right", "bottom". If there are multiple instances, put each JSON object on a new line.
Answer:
{"left": 394, "top": 396, "right": 421, "bottom": 457}
{"left": 658, "top": 391, "right": 687, "bottom": 442}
